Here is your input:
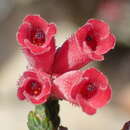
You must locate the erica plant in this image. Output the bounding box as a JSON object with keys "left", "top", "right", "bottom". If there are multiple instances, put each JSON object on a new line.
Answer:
{"left": 16, "top": 15, "right": 116, "bottom": 130}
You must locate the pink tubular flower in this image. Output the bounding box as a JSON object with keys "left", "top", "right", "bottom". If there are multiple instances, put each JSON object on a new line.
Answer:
{"left": 53, "top": 68, "right": 112, "bottom": 115}
{"left": 17, "top": 70, "right": 52, "bottom": 104}
{"left": 53, "top": 19, "right": 116, "bottom": 73}
{"left": 17, "top": 15, "right": 57, "bottom": 73}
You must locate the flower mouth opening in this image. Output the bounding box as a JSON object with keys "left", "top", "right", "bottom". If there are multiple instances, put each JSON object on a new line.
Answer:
{"left": 25, "top": 80, "right": 42, "bottom": 96}
{"left": 30, "top": 29, "right": 45, "bottom": 46}
{"left": 81, "top": 83, "right": 97, "bottom": 99}
{"left": 85, "top": 34, "right": 97, "bottom": 51}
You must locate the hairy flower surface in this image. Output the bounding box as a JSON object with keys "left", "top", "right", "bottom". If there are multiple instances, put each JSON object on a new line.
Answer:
{"left": 17, "top": 15, "right": 57, "bottom": 73}
{"left": 53, "top": 68, "right": 111, "bottom": 115}
{"left": 53, "top": 19, "right": 116, "bottom": 73}
{"left": 17, "top": 70, "right": 52, "bottom": 104}
{"left": 17, "top": 15, "right": 115, "bottom": 115}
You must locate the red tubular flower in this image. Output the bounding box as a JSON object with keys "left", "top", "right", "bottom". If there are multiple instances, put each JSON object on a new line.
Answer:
{"left": 53, "top": 68, "right": 112, "bottom": 115}
{"left": 53, "top": 19, "right": 116, "bottom": 73}
{"left": 17, "top": 70, "right": 52, "bottom": 104}
{"left": 17, "top": 15, "right": 57, "bottom": 73}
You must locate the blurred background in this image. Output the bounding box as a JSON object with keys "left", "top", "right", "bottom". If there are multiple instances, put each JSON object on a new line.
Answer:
{"left": 0, "top": 0, "right": 130, "bottom": 129}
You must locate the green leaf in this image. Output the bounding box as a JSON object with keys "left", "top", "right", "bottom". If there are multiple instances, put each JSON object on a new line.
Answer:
{"left": 27, "top": 100, "right": 60, "bottom": 130}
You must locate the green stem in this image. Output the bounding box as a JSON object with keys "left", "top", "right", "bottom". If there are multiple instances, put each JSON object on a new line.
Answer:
{"left": 27, "top": 99, "right": 60, "bottom": 130}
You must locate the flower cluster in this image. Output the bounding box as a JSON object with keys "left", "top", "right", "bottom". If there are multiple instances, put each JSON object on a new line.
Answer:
{"left": 17, "top": 15, "right": 116, "bottom": 115}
